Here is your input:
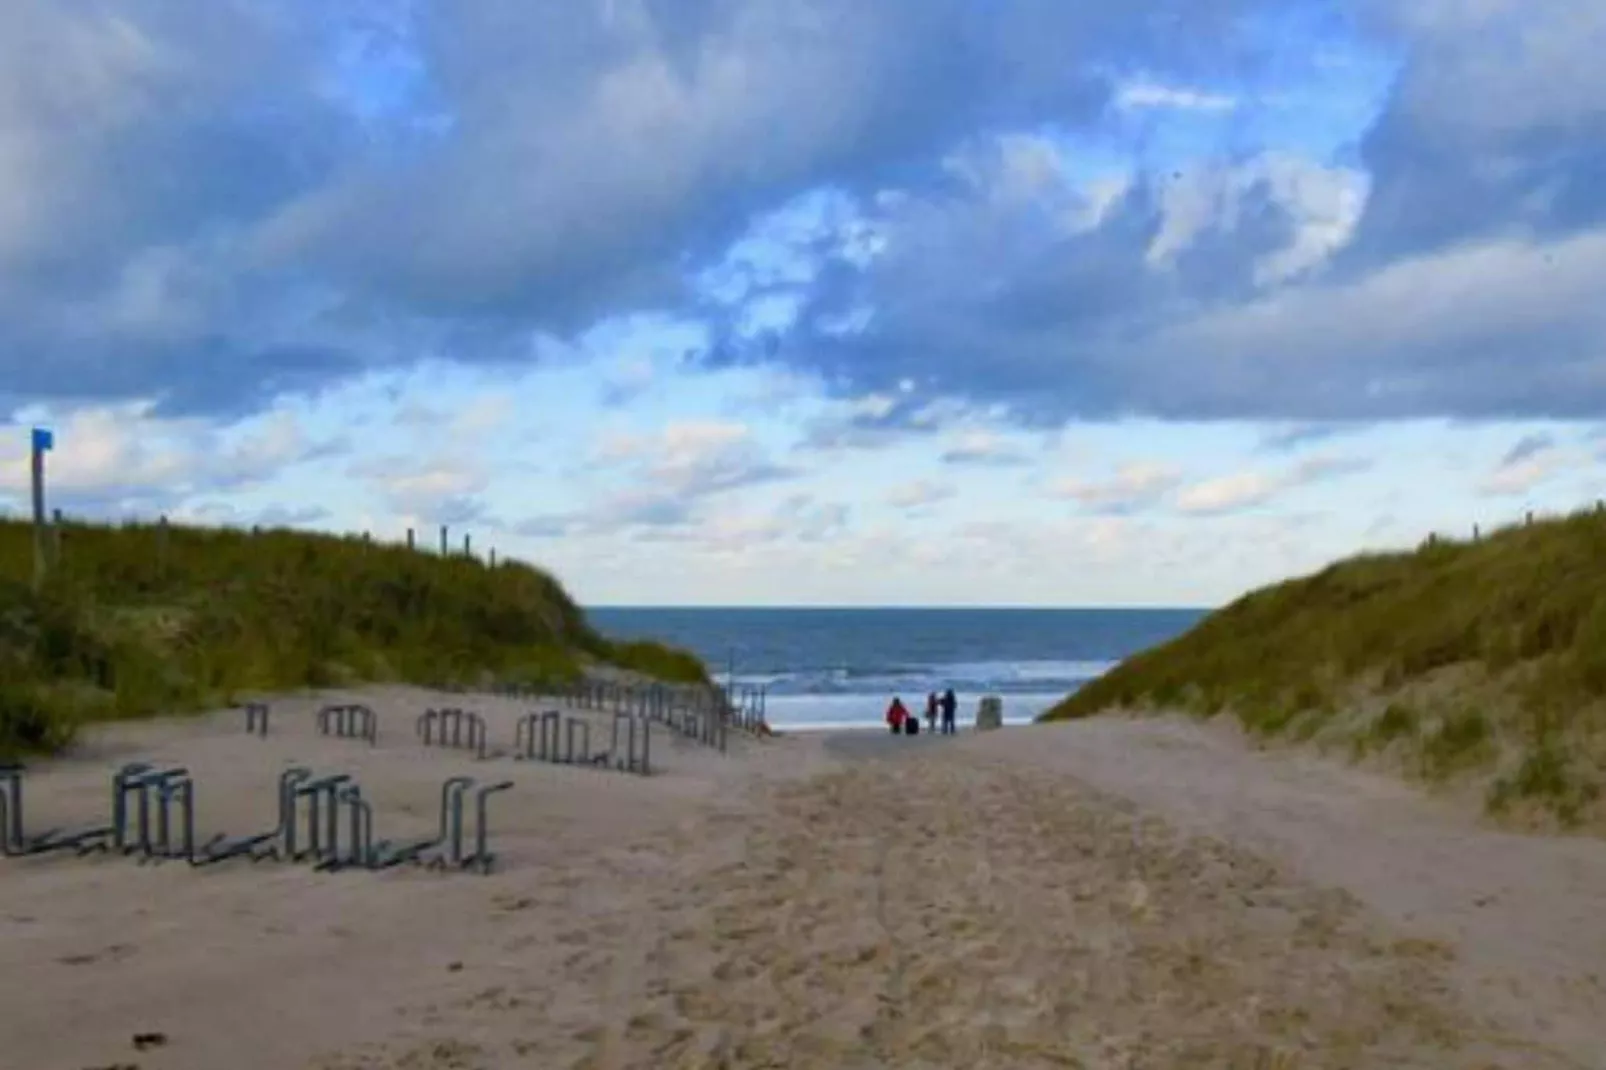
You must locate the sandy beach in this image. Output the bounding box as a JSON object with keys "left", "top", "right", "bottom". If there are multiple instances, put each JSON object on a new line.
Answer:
{"left": 1, "top": 691, "right": 1603, "bottom": 1069}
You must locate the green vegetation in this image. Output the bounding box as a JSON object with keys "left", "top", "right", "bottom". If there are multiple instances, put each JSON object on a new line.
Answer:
{"left": 1043, "top": 506, "right": 1606, "bottom": 828}
{"left": 602, "top": 638, "right": 710, "bottom": 684}
{"left": 0, "top": 517, "right": 709, "bottom": 759}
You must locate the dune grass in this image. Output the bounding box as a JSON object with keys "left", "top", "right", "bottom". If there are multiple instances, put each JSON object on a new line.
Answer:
{"left": 0, "top": 517, "right": 709, "bottom": 759}
{"left": 1042, "top": 506, "right": 1606, "bottom": 827}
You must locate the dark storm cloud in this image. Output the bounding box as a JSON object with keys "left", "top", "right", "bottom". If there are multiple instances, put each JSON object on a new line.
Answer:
{"left": 717, "top": 1, "right": 1606, "bottom": 425}
{"left": 1340, "top": 1, "right": 1606, "bottom": 265}
{"left": 0, "top": 0, "right": 360, "bottom": 416}
{"left": 277, "top": 0, "right": 1254, "bottom": 324}
{"left": 6, "top": 0, "right": 1603, "bottom": 430}
{"left": 0, "top": 0, "right": 1263, "bottom": 418}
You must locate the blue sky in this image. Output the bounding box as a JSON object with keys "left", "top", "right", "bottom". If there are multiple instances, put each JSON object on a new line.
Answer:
{"left": 0, "top": 0, "right": 1602, "bottom": 607}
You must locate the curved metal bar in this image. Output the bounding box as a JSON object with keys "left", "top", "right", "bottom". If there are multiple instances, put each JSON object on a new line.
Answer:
{"left": 467, "top": 781, "right": 514, "bottom": 873}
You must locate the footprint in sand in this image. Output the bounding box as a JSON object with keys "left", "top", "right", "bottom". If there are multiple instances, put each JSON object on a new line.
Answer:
{"left": 57, "top": 943, "right": 135, "bottom": 967}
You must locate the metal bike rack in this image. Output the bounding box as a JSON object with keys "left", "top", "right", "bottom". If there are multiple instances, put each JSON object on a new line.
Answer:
{"left": 286, "top": 772, "right": 388, "bottom": 871}
{"left": 112, "top": 766, "right": 190, "bottom": 858}
{"left": 514, "top": 710, "right": 562, "bottom": 761}
{"left": 318, "top": 778, "right": 438, "bottom": 873}
{"left": 416, "top": 707, "right": 489, "bottom": 759}
{"left": 564, "top": 717, "right": 591, "bottom": 765}
{"left": 422, "top": 775, "right": 479, "bottom": 870}
{"left": 327, "top": 783, "right": 374, "bottom": 871}
{"left": 186, "top": 768, "right": 298, "bottom": 866}
{"left": 0, "top": 763, "right": 115, "bottom": 857}
{"left": 420, "top": 777, "right": 513, "bottom": 874}
{"left": 110, "top": 763, "right": 224, "bottom": 864}
{"left": 459, "top": 781, "right": 513, "bottom": 874}
{"left": 2, "top": 761, "right": 507, "bottom": 876}
{"left": 289, "top": 773, "right": 351, "bottom": 865}
{"left": 311, "top": 781, "right": 387, "bottom": 873}
{"left": 293, "top": 772, "right": 498, "bottom": 874}
{"left": 244, "top": 702, "right": 270, "bottom": 736}
{"left": 609, "top": 712, "right": 651, "bottom": 776}
{"left": 145, "top": 773, "right": 197, "bottom": 864}
{"left": 109, "top": 762, "right": 155, "bottom": 852}
{"left": 317, "top": 704, "right": 377, "bottom": 745}
{"left": 266, "top": 767, "right": 312, "bottom": 861}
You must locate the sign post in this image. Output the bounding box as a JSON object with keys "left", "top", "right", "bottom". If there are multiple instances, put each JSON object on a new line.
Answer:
{"left": 30, "top": 427, "right": 53, "bottom": 589}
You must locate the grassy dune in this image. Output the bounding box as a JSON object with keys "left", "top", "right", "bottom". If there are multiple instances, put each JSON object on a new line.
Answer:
{"left": 1043, "top": 507, "right": 1606, "bottom": 828}
{"left": 0, "top": 517, "right": 708, "bottom": 758}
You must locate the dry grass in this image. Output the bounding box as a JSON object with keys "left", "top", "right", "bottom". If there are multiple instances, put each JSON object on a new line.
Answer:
{"left": 0, "top": 517, "right": 706, "bottom": 758}
{"left": 1043, "top": 506, "right": 1606, "bottom": 828}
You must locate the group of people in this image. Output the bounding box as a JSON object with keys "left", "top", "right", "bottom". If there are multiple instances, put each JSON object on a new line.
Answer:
{"left": 885, "top": 688, "right": 959, "bottom": 736}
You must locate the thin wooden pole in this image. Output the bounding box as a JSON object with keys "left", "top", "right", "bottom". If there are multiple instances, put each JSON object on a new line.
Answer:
{"left": 29, "top": 438, "right": 46, "bottom": 588}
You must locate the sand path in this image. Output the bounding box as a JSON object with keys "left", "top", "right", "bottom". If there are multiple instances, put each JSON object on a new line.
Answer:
{"left": 0, "top": 695, "right": 1599, "bottom": 1067}
{"left": 966, "top": 716, "right": 1606, "bottom": 1066}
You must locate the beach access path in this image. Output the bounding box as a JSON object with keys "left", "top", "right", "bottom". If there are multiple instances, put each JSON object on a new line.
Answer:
{"left": 0, "top": 693, "right": 1602, "bottom": 1068}
{"left": 963, "top": 716, "right": 1606, "bottom": 1068}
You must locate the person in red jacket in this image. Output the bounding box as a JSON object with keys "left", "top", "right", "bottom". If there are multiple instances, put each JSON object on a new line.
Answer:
{"left": 885, "top": 696, "right": 909, "bottom": 735}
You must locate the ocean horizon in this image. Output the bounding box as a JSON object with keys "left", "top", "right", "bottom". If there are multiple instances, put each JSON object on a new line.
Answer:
{"left": 588, "top": 606, "right": 1205, "bottom": 732}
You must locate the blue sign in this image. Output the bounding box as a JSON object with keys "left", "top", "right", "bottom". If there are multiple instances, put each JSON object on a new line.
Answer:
{"left": 30, "top": 427, "right": 52, "bottom": 453}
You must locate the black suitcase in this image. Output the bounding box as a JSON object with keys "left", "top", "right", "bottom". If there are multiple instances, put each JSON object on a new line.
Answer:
{"left": 905, "top": 717, "right": 919, "bottom": 736}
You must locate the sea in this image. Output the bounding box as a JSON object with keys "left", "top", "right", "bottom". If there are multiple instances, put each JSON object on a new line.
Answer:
{"left": 587, "top": 607, "right": 1204, "bottom": 732}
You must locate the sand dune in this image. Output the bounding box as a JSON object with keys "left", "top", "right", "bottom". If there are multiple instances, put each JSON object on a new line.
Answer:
{"left": 0, "top": 692, "right": 1595, "bottom": 1068}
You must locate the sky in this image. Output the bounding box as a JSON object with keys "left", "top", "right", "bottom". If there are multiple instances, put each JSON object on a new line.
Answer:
{"left": 0, "top": 0, "right": 1603, "bottom": 608}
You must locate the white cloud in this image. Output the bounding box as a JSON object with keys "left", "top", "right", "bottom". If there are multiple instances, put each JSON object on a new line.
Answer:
{"left": 1175, "top": 454, "right": 1371, "bottom": 515}
{"left": 1114, "top": 80, "right": 1238, "bottom": 112}
{"left": 885, "top": 478, "right": 955, "bottom": 510}
{"left": 1141, "top": 227, "right": 1606, "bottom": 417}
{"left": 521, "top": 418, "right": 805, "bottom": 539}
{"left": 0, "top": 402, "right": 336, "bottom": 512}
{"left": 452, "top": 394, "right": 515, "bottom": 437}
{"left": 1146, "top": 153, "right": 1368, "bottom": 284}
{"left": 1175, "top": 471, "right": 1280, "bottom": 514}
{"left": 940, "top": 428, "right": 1032, "bottom": 467}
{"left": 1051, "top": 462, "right": 1182, "bottom": 512}
{"left": 599, "top": 356, "right": 656, "bottom": 404}
{"left": 597, "top": 419, "right": 798, "bottom": 497}
{"left": 1479, "top": 460, "right": 1555, "bottom": 497}
{"left": 352, "top": 454, "right": 489, "bottom": 522}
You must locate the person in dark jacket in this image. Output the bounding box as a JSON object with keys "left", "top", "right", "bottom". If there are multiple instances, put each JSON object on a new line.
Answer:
{"left": 940, "top": 688, "right": 958, "bottom": 734}
{"left": 925, "top": 692, "right": 939, "bottom": 734}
